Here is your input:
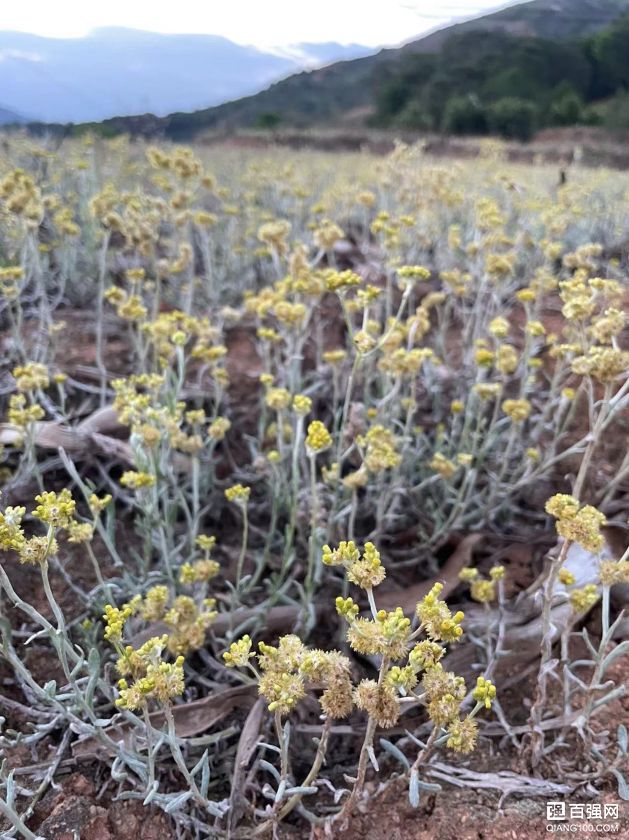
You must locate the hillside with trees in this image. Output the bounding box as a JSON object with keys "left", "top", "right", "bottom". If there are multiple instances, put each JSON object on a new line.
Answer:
{"left": 27, "top": 0, "right": 629, "bottom": 140}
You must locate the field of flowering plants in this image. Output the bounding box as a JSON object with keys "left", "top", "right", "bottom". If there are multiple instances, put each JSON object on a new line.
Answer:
{"left": 0, "top": 134, "right": 628, "bottom": 839}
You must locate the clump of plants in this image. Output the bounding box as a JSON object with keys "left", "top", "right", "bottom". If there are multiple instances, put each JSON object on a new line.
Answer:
{"left": 0, "top": 135, "right": 628, "bottom": 837}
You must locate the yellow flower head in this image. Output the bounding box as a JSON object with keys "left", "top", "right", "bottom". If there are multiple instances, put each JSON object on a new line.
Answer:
{"left": 225, "top": 484, "right": 251, "bottom": 505}
{"left": 305, "top": 420, "right": 332, "bottom": 454}
{"left": 416, "top": 583, "right": 464, "bottom": 643}
{"left": 472, "top": 676, "right": 496, "bottom": 709}
{"left": 32, "top": 489, "right": 75, "bottom": 528}
{"left": 501, "top": 398, "right": 531, "bottom": 423}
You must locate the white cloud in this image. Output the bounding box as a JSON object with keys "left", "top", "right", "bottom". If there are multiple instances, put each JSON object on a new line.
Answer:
{"left": 0, "top": 49, "right": 44, "bottom": 62}
{"left": 0, "top": 1, "right": 514, "bottom": 47}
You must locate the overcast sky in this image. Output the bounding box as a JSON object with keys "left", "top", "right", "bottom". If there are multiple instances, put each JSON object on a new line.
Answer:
{"left": 1, "top": 0, "right": 520, "bottom": 47}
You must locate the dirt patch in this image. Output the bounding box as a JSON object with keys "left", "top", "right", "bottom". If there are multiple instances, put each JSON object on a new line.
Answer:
{"left": 30, "top": 774, "right": 175, "bottom": 840}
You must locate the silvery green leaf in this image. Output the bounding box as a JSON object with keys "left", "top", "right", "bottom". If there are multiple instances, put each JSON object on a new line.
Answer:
{"left": 200, "top": 754, "right": 211, "bottom": 797}
{"left": 259, "top": 759, "right": 281, "bottom": 783}
{"left": 581, "top": 628, "right": 598, "bottom": 657}
{"left": 417, "top": 780, "right": 442, "bottom": 792}
{"left": 6, "top": 770, "right": 15, "bottom": 805}
{"left": 367, "top": 745, "right": 379, "bottom": 772}
{"left": 257, "top": 741, "right": 281, "bottom": 754}
{"left": 334, "top": 787, "right": 349, "bottom": 804}
{"left": 164, "top": 790, "right": 193, "bottom": 813}
{"left": 409, "top": 769, "right": 420, "bottom": 808}
{"left": 380, "top": 738, "right": 410, "bottom": 770}
{"left": 110, "top": 761, "right": 128, "bottom": 782}
{"left": 191, "top": 749, "right": 209, "bottom": 779}
{"left": 88, "top": 646, "right": 100, "bottom": 671}
{"left": 143, "top": 780, "right": 159, "bottom": 805}
{"left": 610, "top": 769, "right": 629, "bottom": 801}
{"left": 565, "top": 670, "right": 589, "bottom": 690}
{"left": 274, "top": 779, "right": 286, "bottom": 803}
{"left": 119, "top": 752, "right": 148, "bottom": 779}
{"left": 43, "top": 680, "right": 57, "bottom": 698}
{"left": 285, "top": 785, "right": 317, "bottom": 796}
{"left": 70, "top": 657, "right": 85, "bottom": 679}
{"left": 618, "top": 724, "right": 628, "bottom": 755}
{"left": 603, "top": 640, "right": 629, "bottom": 670}
{"left": 404, "top": 729, "right": 425, "bottom": 748}
{"left": 207, "top": 801, "right": 229, "bottom": 818}
{"left": 261, "top": 783, "right": 276, "bottom": 801}
{"left": 593, "top": 686, "right": 625, "bottom": 709}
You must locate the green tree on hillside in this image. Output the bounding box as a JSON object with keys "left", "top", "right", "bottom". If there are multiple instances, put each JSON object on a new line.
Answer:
{"left": 487, "top": 97, "right": 537, "bottom": 141}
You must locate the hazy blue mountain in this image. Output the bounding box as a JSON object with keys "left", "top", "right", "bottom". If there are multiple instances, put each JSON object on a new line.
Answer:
{"left": 143, "top": 0, "right": 629, "bottom": 136}
{"left": 0, "top": 106, "right": 28, "bottom": 125}
{"left": 0, "top": 28, "right": 372, "bottom": 122}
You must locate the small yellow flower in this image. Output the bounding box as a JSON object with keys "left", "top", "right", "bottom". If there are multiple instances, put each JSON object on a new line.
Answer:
{"left": 323, "top": 348, "right": 346, "bottom": 365}
{"left": 570, "top": 584, "right": 599, "bottom": 613}
{"left": 599, "top": 560, "right": 629, "bottom": 586}
{"left": 472, "top": 676, "right": 496, "bottom": 709}
{"left": 88, "top": 493, "right": 112, "bottom": 515}
{"left": 446, "top": 717, "right": 478, "bottom": 753}
{"left": 473, "top": 383, "right": 501, "bottom": 401}
{"left": 32, "top": 489, "right": 75, "bottom": 527}
{"left": 429, "top": 453, "right": 457, "bottom": 479}
{"left": 120, "top": 471, "right": 155, "bottom": 490}
{"left": 558, "top": 568, "right": 576, "bottom": 586}
{"left": 196, "top": 534, "right": 217, "bottom": 552}
{"left": 546, "top": 495, "right": 606, "bottom": 553}
{"left": 225, "top": 484, "right": 250, "bottom": 505}
{"left": 525, "top": 320, "right": 546, "bottom": 337}
{"left": 471, "top": 579, "right": 495, "bottom": 603}
{"left": 488, "top": 316, "right": 510, "bottom": 338}
{"left": 292, "top": 394, "right": 312, "bottom": 415}
{"left": 208, "top": 417, "right": 231, "bottom": 440}
{"left": 223, "top": 635, "right": 254, "bottom": 668}
{"left": 501, "top": 398, "right": 531, "bottom": 423}
{"left": 417, "top": 583, "right": 464, "bottom": 643}
{"left": 265, "top": 387, "right": 291, "bottom": 411}
{"left": 305, "top": 420, "right": 332, "bottom": 453}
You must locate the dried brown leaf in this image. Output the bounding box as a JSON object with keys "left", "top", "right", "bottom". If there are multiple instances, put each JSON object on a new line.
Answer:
{"left": 378, "top": 533, "right": 482, "bottom": 613}
{"left": 72, "top": 685, "right": 255, "bottom": 759}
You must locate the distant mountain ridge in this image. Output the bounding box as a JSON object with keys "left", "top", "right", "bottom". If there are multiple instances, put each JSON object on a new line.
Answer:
{"left": 0, "top": 28, "right": 373, "bottom": 123}
{"left": 0, "top": 106, "right": 28, "bottom": 125}
{"left": 126, "top": 0, "right": 629, "bottom": 138}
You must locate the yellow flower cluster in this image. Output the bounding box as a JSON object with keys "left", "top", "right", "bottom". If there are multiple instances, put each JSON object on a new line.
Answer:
{"left": 429, "top": 452, "right": 457, "bottom": 479}
{"left": 0, "top": 505, "right": 27, "bottom": 552}
{"left": 545, "top": 494, "right": 606, "bottom": 553}
{"left": 501, "top": 398, "right": 532, "bottom": 423}
{"left": 305, "top": 420, "right": 333, "bottom": 453}
{"left": 599, "top": 560, "right": 629, "bottom": 587}
{"left": 120, "top": 471, "right": 156, "bottom": 490}
{"left": 416, "top": 583, "right": 465, "bottom": 643}
{"left": 357, "top": 425, "right": 401, "bottom": 473}
{"left": 225, "top": 484, "right": 251, "bottom": 504}
{"left": 116, "top": 634, "right": 185, "bottom": 711}
{"left": 224, "top": 634, "right": 353, "bottom": 718}
{"left": 12, "top": 363, "right": 49, "bottom": 392}
{"left": 33, "top": 489, "right": 76, "bottom": 528}
{"left": 322, "top": 541, "right": 386, "bottom": 589}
